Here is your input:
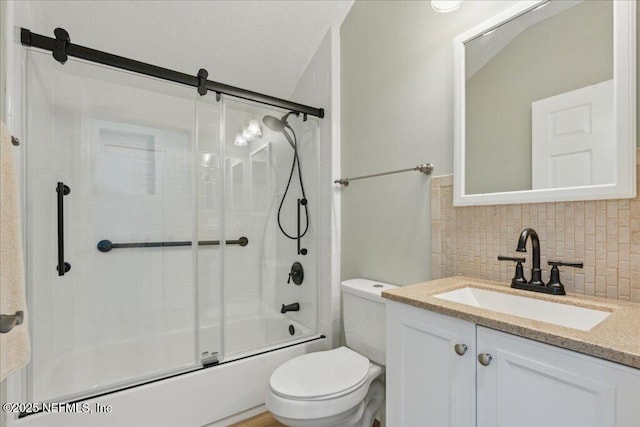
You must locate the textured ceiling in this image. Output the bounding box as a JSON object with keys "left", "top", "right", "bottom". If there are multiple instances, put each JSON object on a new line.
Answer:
{"left": 25, "top": 0, "right": 353, "bottom": 99}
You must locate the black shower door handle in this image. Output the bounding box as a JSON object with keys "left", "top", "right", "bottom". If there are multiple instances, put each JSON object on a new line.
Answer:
{"left": 56, "top": 182, "right": 71, "bottom": 276}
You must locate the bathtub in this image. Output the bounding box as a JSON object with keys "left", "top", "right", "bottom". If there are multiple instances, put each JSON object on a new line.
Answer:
{"left": 9, "top": 314, "right": 326, "bottom": 427}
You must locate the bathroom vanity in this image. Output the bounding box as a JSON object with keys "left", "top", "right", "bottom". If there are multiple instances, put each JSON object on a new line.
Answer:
{"left": 383, "top": 277, "right": 640, "bottom": 427}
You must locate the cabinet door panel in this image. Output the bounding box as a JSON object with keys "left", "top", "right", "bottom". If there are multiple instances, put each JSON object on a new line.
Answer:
{"left": 386, "top": 302, "right": 475, "bottom": 427}
{"left": 477, "top": 327, "right": 640, "bottom": 427}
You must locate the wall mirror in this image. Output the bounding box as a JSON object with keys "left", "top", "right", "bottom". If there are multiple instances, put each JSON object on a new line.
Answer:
{"left": 453, "top": 0, "right": 636, "bottom": 206}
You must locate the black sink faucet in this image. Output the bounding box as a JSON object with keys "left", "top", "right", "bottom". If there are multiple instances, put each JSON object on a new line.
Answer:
{"left": 499, "top": 227, "right": 583, "bottom": 296}
{"left": 516, "top": 228, "right": 544, "bottom": 286}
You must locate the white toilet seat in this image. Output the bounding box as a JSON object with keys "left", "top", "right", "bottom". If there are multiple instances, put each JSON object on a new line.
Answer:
{"left": 270, "top": 347, "right": 370, "bottom": 400}
{"left": 266, "top": 347, "right": 384, "bottom": 422}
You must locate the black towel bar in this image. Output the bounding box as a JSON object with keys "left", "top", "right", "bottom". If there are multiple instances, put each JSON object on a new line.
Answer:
{"left": 97, "top": 237, "right": 249, "bottom": 252}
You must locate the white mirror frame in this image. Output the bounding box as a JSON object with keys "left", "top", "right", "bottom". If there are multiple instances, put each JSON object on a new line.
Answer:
{"left": 453, "top": 0, "right": 636, "bottom": 206}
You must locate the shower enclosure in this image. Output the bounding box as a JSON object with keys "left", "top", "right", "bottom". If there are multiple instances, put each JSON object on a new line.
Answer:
{"left": 24, "top": 49, "right": 320, "bottom": 404}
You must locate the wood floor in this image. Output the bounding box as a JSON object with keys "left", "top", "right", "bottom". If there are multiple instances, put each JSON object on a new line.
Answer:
{"left": 228, "top": 412, "right": 285, "bottom": 427}
{"left": 229, "top": 411, "right": 381, "bottom": 427}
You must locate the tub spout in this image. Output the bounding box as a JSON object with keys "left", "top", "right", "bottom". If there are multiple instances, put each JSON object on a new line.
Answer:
{"left": 281, "top": 303, "right": 300, "bottom": 314}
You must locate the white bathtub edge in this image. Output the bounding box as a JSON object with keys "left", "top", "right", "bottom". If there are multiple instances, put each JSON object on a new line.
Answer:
{"left": 9, "top": 338, "right": 329, "bottom": 427}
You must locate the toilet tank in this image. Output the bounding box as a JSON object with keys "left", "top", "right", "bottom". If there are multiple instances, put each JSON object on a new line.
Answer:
{"left": 341, "top": 278, "right": 397, "bottom": 366}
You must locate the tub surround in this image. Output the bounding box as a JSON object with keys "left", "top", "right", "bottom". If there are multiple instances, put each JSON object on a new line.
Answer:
{"left": 382, "top": 276, "right": 640, "bottom": 369}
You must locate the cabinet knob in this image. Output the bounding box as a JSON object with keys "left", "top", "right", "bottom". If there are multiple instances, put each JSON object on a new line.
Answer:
{"left": 454, "top": 343, "right": 468, "bottom": 356}
{"left": 478, "top": 353, "right": 492, "bottom": 366}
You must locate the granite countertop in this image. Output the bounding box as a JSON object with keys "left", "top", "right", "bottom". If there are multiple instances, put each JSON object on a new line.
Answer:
{"left": 382, "top": 276, "right": 640, "bottom": 369}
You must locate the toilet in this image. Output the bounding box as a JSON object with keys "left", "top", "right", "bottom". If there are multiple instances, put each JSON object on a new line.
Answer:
{"left": 266, "top": 278, "right": 397, "bottom": 426}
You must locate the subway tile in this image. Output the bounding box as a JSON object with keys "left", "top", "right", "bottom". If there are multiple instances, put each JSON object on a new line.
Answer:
{"left": 595, "top": 275, "right": 606, "bottom": 294}
{"left": 619, "top": 245, "right": 630, "bottom": 261}
{"left": 619, "top": 228, "right": 630, "bottom": 244}
{"left": 431, "top": 174, "right": 640, "bottom": 303}
{"left": 606, "top": 201, "right": 618, "bottom": 218}
{"left": 631, "top": 272, "right": 640, "bottom": 291}
{"left": 619, "top": 209, "right": 630, "bottom": 227}
{"left": 574, "top": 273, "right": 585, "bottom": 293}
{"left": 584, "top": 266, "right": 595, "bottom": 284}
{"left": 619, "top": 261, "right": 630, "bottom": 279}
{"left": 631, "top": 200, "right": 640, "bottom": 217}
{"left": 584, "top": 201, "right": 595, "bottom": 219}
{"left": 607, "top": 252, "right": 619, "bottom": 269}
{"left": 607, "top": 268, "right": 618, "bottom": 287}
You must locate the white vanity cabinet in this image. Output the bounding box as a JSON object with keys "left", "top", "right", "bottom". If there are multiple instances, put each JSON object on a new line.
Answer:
{"left": 476, "top": 326, "right": 640, "bottom": 427}
{"left": 386, "top": 301, "right": 640, "bottom": 427}
{"left": 386, "top": 302, "right": 476, "bottom": 427}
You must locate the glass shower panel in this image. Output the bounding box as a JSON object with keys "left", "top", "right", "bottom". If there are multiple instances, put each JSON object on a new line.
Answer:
{"left": 26, "top": 51, "right": 202, "bottom": 402}
{"left": 221, "top": 97, "right": 319, "bottom": 359}
{"left": 195, "top": 97, "right": 223, "bottom": 363}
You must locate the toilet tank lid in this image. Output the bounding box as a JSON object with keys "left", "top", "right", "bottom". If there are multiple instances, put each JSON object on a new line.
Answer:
{"left": 340, "top": 278, "right": 397, "bottom": 302}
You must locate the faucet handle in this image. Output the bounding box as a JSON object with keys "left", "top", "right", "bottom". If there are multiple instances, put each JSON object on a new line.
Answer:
{"left": 546, "top": 261, "right": 583, "bottom": 295}
{"left": 498, "top": 255, "right": 527, "bottom": 286}
{"left": 497, "top": 255, "right": 525, "bottom": 263}
{"left": 548, "top": 261, "right": 583, "bottom": 269}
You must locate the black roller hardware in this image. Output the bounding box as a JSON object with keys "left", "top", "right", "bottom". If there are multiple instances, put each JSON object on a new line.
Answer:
{"left": 52, "top": 28, "right": 70, "bottom": 64}
{"left": 197, "top": 68, "right": 208, "bottom": 96}
{"left": 20, "top": 27, "right": 323, "bottom": 118}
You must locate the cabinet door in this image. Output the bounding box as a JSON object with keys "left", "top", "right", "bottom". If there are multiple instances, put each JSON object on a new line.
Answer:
{"left": 386, "top": 302, "right": 475, "bottom": 427}
{"left": 476, "top": 327, "right": 640, "bottom": 427}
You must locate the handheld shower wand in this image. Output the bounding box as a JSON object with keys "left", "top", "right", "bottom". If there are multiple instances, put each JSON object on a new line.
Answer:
{"left": 263, "top": 112, "right": 309, "bottom": 255}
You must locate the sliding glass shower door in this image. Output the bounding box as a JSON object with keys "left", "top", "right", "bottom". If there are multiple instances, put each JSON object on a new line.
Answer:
{"left": 24, "top": 49, "right": 320, "bottom": 404}
{"left": 221, "top": 97, "right": 319, "bottom": 359}
{"left": 25, "top": 51, "right": 216, "bottom": 402}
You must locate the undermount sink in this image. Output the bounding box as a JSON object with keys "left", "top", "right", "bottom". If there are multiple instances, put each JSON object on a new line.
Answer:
{"left": 434, "top": 286, "right": 610, "bottom": 331}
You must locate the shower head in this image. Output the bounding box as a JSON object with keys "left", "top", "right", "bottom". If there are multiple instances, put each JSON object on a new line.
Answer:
{"left": 262, "top": 112, "right": 299, "bottom": 133}
{"left": 263, "top": 115, "right": 286, "bottom": 133}
{"left": 263, "top": 112, "right": 299, "bottom": 150}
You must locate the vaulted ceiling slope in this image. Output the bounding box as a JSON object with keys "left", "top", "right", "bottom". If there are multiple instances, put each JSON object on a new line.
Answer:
{"left": 24, "top": 0, "right": 353, "bottom": 100}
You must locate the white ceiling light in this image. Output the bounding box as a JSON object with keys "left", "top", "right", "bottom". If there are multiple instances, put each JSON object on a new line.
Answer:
{"left": 234, "top": 132, "right": 248, "bottom": 147}
{"left": 235, "top": 116, "right": 263, "bottom": 147}
{"left": 242, "top": 117, "right": 263, "bottom": 140}
{"left": 431, "top": 0, "right": 463, "bottom": 13}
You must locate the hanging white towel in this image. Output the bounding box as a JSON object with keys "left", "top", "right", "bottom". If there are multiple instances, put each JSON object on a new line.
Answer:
{"left": 0, "top": 121, "right": 31, "bottom": 382}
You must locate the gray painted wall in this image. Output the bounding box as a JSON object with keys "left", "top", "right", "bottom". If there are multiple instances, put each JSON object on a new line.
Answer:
{"left": 341, "top": 1, "right": 640, "bottom": 287}
{"left": 340, "top": 1, "right": 518, "bottom": 285}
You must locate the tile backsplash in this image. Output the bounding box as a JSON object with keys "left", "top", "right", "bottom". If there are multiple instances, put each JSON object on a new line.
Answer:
{"left": 431, "top": 165, "right": 640, "bottom": 303}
